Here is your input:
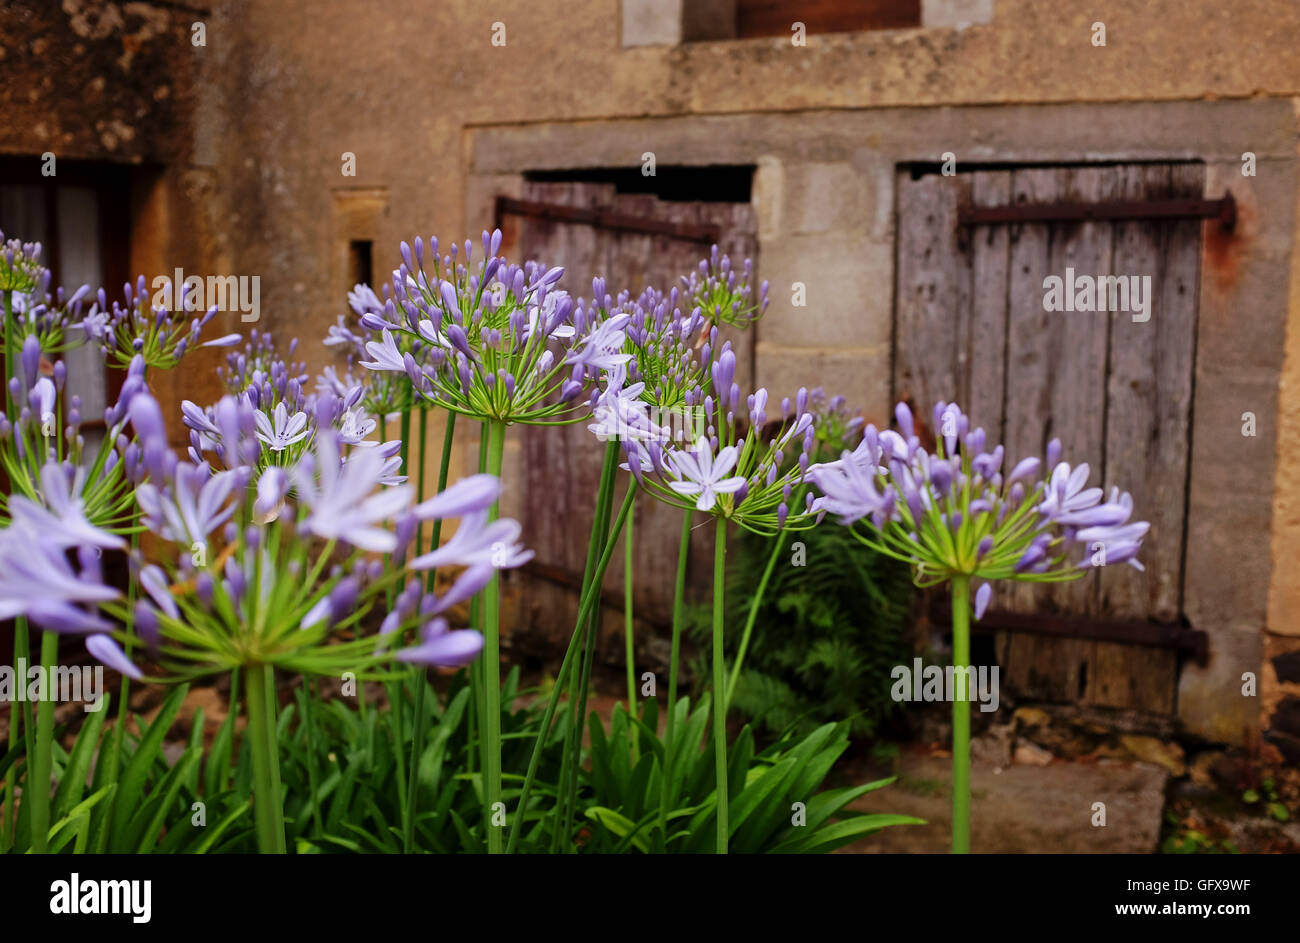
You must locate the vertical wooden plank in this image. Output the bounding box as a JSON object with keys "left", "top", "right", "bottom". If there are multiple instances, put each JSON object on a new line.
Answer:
{"left": 1001, "top": 167, "right": 1063, "bottom": 622}
{"left": 1084, "top": 163, "right": 1201, "bottom": 714}
{"left": 892, "top": 171, "right": 973, "bottom": 411}
{"left": 965, "top": 171, "right": 1011, "bottom": 430}
{"left": 1000, "top": 167, "right": 1100, "bottom": 700}
{"left": 1098, "top": 163, "right": 1202, "bottom": 623}
{"left": 1044, "top": 165, "right": 1116, "bottom": 615}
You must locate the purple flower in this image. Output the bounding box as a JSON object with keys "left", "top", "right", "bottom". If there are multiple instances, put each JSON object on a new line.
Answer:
{"left": 396, "top": 618, "right": 484, "bottom": 667}
{"left": 809, "top": 452, "right": 889, "bottom": 525}
{"left": 666, "top": 437, "right": 746, "bottom": 512}
{"left": 7, "top": 462, "right": 125, "bottom": 550}
{"left": 137, "top": 466, "right": 240, "bottom": 545}
{"left": 0, "top": 530, "right": 119, "bottom": 631}
{"left": 359, "top": 329, "right": 407, "bottom": 372}
{"left": 408, "top": 511, "right": 532, "bottom": 571}
{"left": 200, "top": 333, "right": 243, "bottom": 349}
{"left": 295, "top": 432, "right": 412, "bottom": 552}
{"left": 86, "top": 634, "right": 143, "bottom": 680}
{"left": 413, "top": 473, "right": 500, "bottom": 521}
{"left": 564, "top": 312, "right": 633, "bottom": 373}
{"left": 255, "top": 466, "right": 290, "bottom": 520}
{"left": 254, "top": 401, "right": 310, "bottom": 452}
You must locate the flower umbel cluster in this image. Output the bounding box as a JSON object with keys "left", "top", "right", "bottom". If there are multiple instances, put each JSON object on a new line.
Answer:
{"left": 614, "top": 343, "right": 820, "bottom": 536}
{"left": 0, "top": 389, "right": 532, "bottom": 680}
{"left": 680, "top": 245, "right": 770, "bottom": 329}
{"left": 77, "top": 275, "right": 240, "bottom": 370}
{"left": 809, "top": 400, "right": 1150, "bottom": 612}
{"left": 0, "top": 232, "right": 94, "bottom": 356}
{"left": 350, "top": 230, "right": 610, "bottom": 425}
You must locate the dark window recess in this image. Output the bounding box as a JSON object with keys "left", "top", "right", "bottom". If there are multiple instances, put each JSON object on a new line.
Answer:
{"left": 732, "top": 0, "right": 920, "bottom": 39}
{"left": 348, "top": 239, "right": 373, "bottom": 289}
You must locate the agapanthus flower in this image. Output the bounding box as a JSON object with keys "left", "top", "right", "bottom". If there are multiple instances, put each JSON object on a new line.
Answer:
{"left": 665, "top": 437, "right": 746, "bottom": 511}
{"left": 255, "top": 401, "right": 310, "bottom": 452}
{"left": 808, "top": 400, "right": 1150, "bottom": 598}
{"left": 0, "top": 336, "right": 146, "bottom": 535}
{"left": 680, "top": 244, "right": 769, "bottom": 329}
{"left": 623, "top": 343, "right": 821, "bottom": 535}
{"left": 77, "top": 274, "right": 235, "bottom": 370}
{"left": 1, "top": 233, "right": 94, "bottom": 355}
{"left": 189, "top": 334, "right": 383, "bottom": 479}
{"left": 346, "top": 230, "right": 617, "bottom": 424}
{"left": 0, "top": 388, "right": 531, "bottom": 681}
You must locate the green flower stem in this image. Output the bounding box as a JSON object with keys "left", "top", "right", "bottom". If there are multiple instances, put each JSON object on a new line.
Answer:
{"left": 712, "top": 519, "right": 729, "bottom": 854}
{"left": 950, "top": 574, "right": 971, "bottom": 855}
{"left": 557, "top": 441, "right": 621, "bottom": 851}
{"left": 725, "top": 527, "right": 783, "bottom": 708}
{"left": 403, "top": 409, "right": 456, "bottom": 854}
{"left": 468, "top": 430, "right": 490, "bottom": 786}
{"left": 657, "top": 508, "right": 692, "bottom": 850}
{"left": 3, "top": 615, "right": 27, "bottom": 849}
{"left": 245, "top": 662, "right": 287, "bottom": 854}
{"left": 27, "top": 629, "right": 58, "bottom": 853}
{"left": 624, "top": 491, "right": 637, "bottom": 761}
{"left": 102, "top": 525, "right": 142, "bottom": 851}
{"left": 388, "top": 409, "right": 414, "bottom": 818}
{"left": 549, "top": 440, "right": 618, "bottom": 850}
{"left": 505, "top": 483, "right": 635, "bottom": 855}
{"left": 482, "top": 418, "right": 508, "bottom": 854}
{"left": 302, "top": 677, "right": 324, "bottom": 836}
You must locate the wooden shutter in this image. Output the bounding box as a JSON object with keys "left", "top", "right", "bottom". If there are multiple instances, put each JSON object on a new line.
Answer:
{"left": 893, "top": 163, "right": 1204, "bottom": 713}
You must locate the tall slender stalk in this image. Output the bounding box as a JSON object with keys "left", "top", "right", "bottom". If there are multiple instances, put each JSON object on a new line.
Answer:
{"left": 27, "top": 629, "right": 58, "bottom": 853}
{"left": 556, "top": 441, "right": 620, "bottom": 850}
{"left": 725, "top": 527, "right": 784, "bottom": 708}
{"left": 387, "top": 408, "right": 414, "bottom": 817}
{"left": 726, "top": 486, "right": 807, "bottom": 707}
{"left": 245, "top": 662, "right": 287, "bottom": 854}
{"left": 950, "top": 574, "right": 971, "bottom": 854}
{"left": 3, "top": 616, "right": 27, "bottom": 848}
{"left": 711, "top": 519, "right": 729, "bottom": 854}
{"left": 403, "top": 409, "right": 456, "bottom": 854}
{"left": 100, "top": 525, "right": 142, "bottom": 851}
{"left": 1, "top": 292, "right": 14, "bottom": 850}
{"left": 3, "top": 289, "right": 14, "bottom": 416}
{"left": 656, "top": 509, "right": 692, "bottom": 849}
{"left": 505, "top": 485, "right": 634, "bottom": 854}
{"left": 623, "top": 492, "right": 637, "bottom": 760}
{"left": 481, "top": 418, "right": 508, "bottom": 854}
{"left": 302, "top": 677, "right": 323, "bottom": 837}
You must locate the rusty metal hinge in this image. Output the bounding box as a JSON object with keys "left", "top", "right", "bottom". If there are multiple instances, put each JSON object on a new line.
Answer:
{"left": 494, "top": 196, "right": 722, "bottom": 245}
{"left": 958, "top": 191, "right": 1235, "bottom": 232}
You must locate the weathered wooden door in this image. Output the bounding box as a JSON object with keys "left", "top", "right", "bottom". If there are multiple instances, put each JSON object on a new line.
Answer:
{"left": 893, "top": 163, "right": 1205, "bottom": 715}
{"left": 499, "top": 180, "right": 757, "bottom": 670}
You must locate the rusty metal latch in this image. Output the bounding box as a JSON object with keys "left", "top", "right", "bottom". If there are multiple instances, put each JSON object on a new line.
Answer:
{"left": 494, "top": 196, "right": 722, "bottom": 245}
{"left": 958, "top": 191, "right": 1236, "bottom": 232}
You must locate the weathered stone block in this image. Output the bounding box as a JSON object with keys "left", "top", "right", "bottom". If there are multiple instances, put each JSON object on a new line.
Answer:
{"left": 1178, "top": 626, "right": 1264, "bottom": 745}
{"left": 921, "top": 0, "right": 995, "bottom": 29}
{"left": 757, "top": 233, "right": 893, "bottom": 349}
{"left": 621, "top": 0, "right": 683, "bottom": 47}
{"left": 755, "top": 341, "right": 892, "bottom": 418}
